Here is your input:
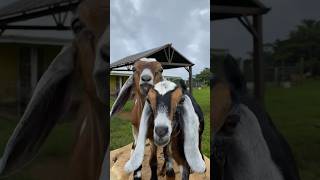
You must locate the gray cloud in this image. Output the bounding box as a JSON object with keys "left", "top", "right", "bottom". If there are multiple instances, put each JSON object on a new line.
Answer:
{"left": 211, "top": 0, "right": 320, "bottom": 58}
{"left": 111, "top": 0, "right": 210, "bottom": 79}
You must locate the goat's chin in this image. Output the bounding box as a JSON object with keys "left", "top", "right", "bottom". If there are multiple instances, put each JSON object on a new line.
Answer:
{"left": 154, "top": 136, "right": 170, "bottom": 147}
{"left": 140, "top": 84, "right": 152, "bottom": 96}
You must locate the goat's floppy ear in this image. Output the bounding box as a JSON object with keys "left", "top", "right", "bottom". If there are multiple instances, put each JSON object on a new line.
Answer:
{"left": 0, "top": 45, "right": 75, "bottom": 177}
{"left": 124, "top": 101, "right": 151, "bottom": 173}
{"left": 110, "top": 75, "right": 134, "bottom": 117}
{"left": 93, "top": 26, "right": 109, "bottom": 104}
{"left": 212, "top": 81, "right": 232, "bottom": 134}
{"left": 182, "top": 95, "right": 206, "bottom": 173}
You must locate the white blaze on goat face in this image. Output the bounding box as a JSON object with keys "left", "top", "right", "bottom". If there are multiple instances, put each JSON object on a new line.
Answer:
{"left": 139, "top": 68, "right": 154, "bottom": 85}
{"left": 153, "top": 106, "right": 172, "bottom": 147}
{"left": 154, "top": 80, "right": 177, "bottom": 95}
{"left": 140, "top": 58, "right": 157, "bottom": 62}
{"left": 150, "top": 80, "right": 179, "bottom": 146}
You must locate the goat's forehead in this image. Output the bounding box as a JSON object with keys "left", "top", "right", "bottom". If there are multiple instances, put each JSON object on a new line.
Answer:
{"left": 154, "top": 81, "right": 177, "bottom": 95}
{"left": 134, "top": 59, "right": 161, "bottom": 69}
{"left": 140, "top": 58, "right": 157, "bottom": 62}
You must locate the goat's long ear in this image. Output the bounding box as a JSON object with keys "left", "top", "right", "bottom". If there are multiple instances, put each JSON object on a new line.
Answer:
{"left": 110, "top": 75, "right": 134, "bottom": 117}
{"left": 182, "top": 95, "right": 206, "bottom": 173}
{"left": 212, "top": 81, "right": 232, "bottom": 134}
{"left": 0, "top": 45, "right": 75, "bottom": 177}
{"left": 93, "top": 26, "right": 109, "bottom": 104}
{"left": 124, "top": 101, "right": 151, "bottom": 173}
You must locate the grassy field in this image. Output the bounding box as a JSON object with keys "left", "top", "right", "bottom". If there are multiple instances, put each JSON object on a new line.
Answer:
{"left": 0, "top": 118, "right": 73, "bottom": 180}
{"left": 265, "top": 80, "right": 320, "bottom": 180}
{"left": 0, "top": 80, "right": 319, "bottom": 179}
{"left": 110, "top": 87, "right": 211, "bottom": 157}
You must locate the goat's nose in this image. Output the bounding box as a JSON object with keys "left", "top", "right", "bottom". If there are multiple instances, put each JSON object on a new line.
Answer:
{"left": 155, "top": 126, "right": 168, "bottom": 138}
{"left": 141, "top": 75, "right": 151, "bottom": 82}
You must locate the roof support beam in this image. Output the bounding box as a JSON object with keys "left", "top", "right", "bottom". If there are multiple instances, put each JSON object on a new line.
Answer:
{"left": 0, "top": 3, "right": 78, "bottom": 25}
{"left": 188, "top": 66, "right": 192, "bottom": 94}
{"left": 237, "top": 16, "right": 258, "bottom": 38}
{"left": 253, "top": 15, "right": 264, "bottom": 105}
{"left": 3, "top": 25, "right": 71, "bottom": 30}
{"left": 211, "top": 5, "right": 267, "bottom": 16}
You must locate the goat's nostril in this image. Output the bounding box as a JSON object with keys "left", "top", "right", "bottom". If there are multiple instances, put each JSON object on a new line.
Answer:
{"left": 141, "top": 75, "right": 151, "bottom": 82}
{"left": 155, "top": 126, "right": 168, "bottom": 138}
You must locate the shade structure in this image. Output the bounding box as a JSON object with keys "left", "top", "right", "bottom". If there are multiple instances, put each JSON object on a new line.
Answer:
{"left": 110, "top": 43, "right": 195, "bottom": 93}
{"left": 211, "top": 0, "right": 270, "bottom": 104}
{"left": 0, "top": 0, "right": 80, "bottom": 32}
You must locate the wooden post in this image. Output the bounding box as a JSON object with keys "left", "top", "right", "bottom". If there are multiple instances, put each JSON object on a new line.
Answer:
{"left": 189, "top": 66, "right": 192, "bottom": 94}
{"left": 253, "top": 15, "right": 264, "bottom": 105}
{"left": 30, "top": 47, "right": 38, "bottom": 92}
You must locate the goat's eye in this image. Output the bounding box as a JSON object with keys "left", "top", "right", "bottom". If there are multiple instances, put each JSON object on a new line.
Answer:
{"left": 159, "top": 68, "right": 163, "bottom": 73}
{"left": 132, "top": 67, "right": 136, "bottom": 72}
{"left": 179, "top": 96, "right": 185, "bottom": 104}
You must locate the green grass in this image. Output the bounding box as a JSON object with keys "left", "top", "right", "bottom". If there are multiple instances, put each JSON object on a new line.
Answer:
{"left": 0, "top": 118, "right": 73, "bottom": 180}
{"left": 265, "top": 80, "right": 320, "bottom": 180}
{"left": 110, "top": 87, "right": 211, "bottom": 157}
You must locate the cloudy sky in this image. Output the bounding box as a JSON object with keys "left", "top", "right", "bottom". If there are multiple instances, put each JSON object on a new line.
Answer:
{"left": 212, "top": 0, "right": 320, "bottom": 58}
{"left": 111, "top": 0, "right": 210, "bottom": 79}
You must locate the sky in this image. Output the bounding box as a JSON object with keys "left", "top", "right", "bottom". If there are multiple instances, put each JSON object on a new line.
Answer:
{"left": 110, "top": 0, "right": 210, "bottom": 79}
{"left": 211, "top": 0, "right": 320, "bottom": 58}
{"left": 0, "top": 0, "right": 319, "bottom": 74}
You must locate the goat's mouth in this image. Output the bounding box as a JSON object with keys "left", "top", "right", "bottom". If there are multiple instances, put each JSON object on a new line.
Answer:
{"left": 140, "top": 83, "right": 152, "bottom": 95}
{"left": 154, "top": 135, "right": 170, "bottom": 147}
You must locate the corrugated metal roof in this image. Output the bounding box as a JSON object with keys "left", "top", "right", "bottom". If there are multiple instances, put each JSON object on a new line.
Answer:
{"left": 211, "top": 0, "right": 269, "bottom": 20}
{"left": 110, "top": 44, "right": 194, "bottom": 70}
{"left": 0, "top": 0, "right": 79, "bottom": 21}
{"left": 212, "top": 0, "right": 265, "bottom": 8}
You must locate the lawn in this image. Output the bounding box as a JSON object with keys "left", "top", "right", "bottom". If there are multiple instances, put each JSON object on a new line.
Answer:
{"left": 265, "top": 80, "right": 320, "bottom": 180}
{"left": 110, "top": 87, "right": 211, "bottom": 157}
{"left": 0, "top": 117, "right": 74, "bottom": 180}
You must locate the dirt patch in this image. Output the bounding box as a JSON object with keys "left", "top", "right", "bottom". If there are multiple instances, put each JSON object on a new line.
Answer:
{"left": 110, "top": 142, "right": 210, "bottom": 180}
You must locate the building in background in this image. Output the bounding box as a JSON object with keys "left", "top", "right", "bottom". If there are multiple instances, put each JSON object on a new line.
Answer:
{"left": 0, "top": 0, "right": 76, "bottom": 118}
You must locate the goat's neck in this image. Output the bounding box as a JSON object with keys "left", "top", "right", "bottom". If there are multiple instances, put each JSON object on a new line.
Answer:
{"left": 224, "top": 104, "right": 283, "bottom": 180}
{"left": 131, "top": 93, "right": 147, "bottom": 129}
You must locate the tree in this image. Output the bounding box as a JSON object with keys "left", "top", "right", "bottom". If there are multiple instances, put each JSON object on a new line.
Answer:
{"left": 272, "top": 19, "right": 320, "bottom": 76}
{"left": 194, "top": 68, "right": 210, "bottom": 86}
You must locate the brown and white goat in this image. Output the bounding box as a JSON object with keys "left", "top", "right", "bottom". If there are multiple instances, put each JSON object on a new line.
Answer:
{"left": 0, "top": 0, "right": 109, "bottom": 179}
{"left": 125, "top": 80, "right": 206, "bottom": 179}
{"left": 110, "top": 58, "right": 172, "bottom": 178}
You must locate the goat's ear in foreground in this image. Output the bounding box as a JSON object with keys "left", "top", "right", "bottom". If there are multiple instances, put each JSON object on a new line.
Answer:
{"left": 182, "top": 95, "right": 206, "bottom": 173}
{"left": 110, "top": 75, "right": 134, "bottom": 117}
{"left": 93, "top": 26, "right": 109, "bottom": 104}
{"left": 124, "top": 102, "right": 151, "bottom": 173}
{"left": 0, "top": 46, "right": 75, "bottom": 177}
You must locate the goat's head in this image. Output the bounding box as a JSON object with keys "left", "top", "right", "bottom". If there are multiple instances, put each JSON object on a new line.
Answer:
{"left": 147, "top": 81, "right": 183, "bottom": 146}
{"left": 110, "top": 58, "right": 163, "bottom": 117}
{"left": 124, "top": 80, "right": 206, "bottom": 173}
{"left": 133, "top": 58, "right": 163, "bottom": 96}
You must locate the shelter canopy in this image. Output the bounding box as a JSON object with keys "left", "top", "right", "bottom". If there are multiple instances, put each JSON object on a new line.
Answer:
{"left": 211, "top": 0, "right": 269, "bottom": 20}
{"left": 0, "top": 0, "right": 79, "bottom": 31}
{"left": 110, "top": 43, "right": 194, "bottom": 70}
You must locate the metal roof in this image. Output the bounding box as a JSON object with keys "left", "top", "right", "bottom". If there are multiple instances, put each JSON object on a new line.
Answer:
{"left": 0, "top": 35, "right": 71, "bottom": 45}
{"left": 211, "top": 0, "right": 269, "bottom": 20}
{"left": 0, "top": 0, "right": 79, "bottom": 24}
{"left": 110, "top": 43, "right": 194, "bottom": 70}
